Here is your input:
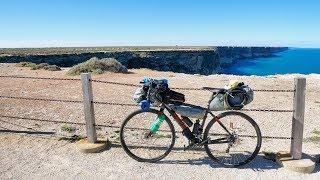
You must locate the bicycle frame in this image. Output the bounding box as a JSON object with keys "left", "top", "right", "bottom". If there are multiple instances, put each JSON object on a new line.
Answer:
{"left": 143, "top": 82, "right": 235, "bottom": 145}
{"left": 159, "top": 103, "right": 233, "bottom": 144}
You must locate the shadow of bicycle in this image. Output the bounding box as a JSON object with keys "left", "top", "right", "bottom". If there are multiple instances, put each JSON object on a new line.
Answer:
{"left": 156, "top": 155, "right": 281, "bottom": 170}
{"left": 157, "top": 154, "right": 320, "bottom": 173}
{"left": 108, "top": 141, "right": 319, "bottom": 172}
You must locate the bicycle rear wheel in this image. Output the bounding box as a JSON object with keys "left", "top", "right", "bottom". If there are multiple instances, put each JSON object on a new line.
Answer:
{"left": 120, "top": 109, "right": 175, "bottom": 162}
{"left": 204, "top": 111, "right": 262, "bottom": 167}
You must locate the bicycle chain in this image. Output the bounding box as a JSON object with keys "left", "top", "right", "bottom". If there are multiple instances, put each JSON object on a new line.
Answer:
{"left": 209, "top": 133, "right": 292, "bottom": 140}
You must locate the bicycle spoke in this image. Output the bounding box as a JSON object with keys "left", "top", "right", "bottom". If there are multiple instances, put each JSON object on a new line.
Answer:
{"left": 217, "top": 120, "right": 232, "bottom": 135}
{"left": 120, "top": 109, "right": 175, "bottom": 162}
{"left": 204, "top": 112, "right": 261, "bottom": 167}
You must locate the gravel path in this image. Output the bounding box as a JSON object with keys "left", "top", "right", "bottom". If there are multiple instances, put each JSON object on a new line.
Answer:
{"left": 0, "top": 63, "right": 319, "bottom": 179}
{"left": 0, "top": 134, "right": 319, "bottom": 179}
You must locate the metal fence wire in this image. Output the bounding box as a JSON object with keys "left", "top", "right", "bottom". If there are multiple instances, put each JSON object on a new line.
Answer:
{"left": 0, "top": 114, "right": 293, "bottom": 140}
{"left": 0, "top": 75, "right": 295, "bottom": 92}
{"left": 0, "top": 95, "right": 294, "bottom": 113}
{"left": 0, "top": 75, "right": 297, "bottom": 140}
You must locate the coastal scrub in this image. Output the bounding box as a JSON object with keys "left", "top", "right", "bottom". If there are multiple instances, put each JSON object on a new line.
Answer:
{"left": 16, "top": 62, "right": 61, "bottom": 71}
{"left": 66, "top": 57, "right": 128, "bottom": 75}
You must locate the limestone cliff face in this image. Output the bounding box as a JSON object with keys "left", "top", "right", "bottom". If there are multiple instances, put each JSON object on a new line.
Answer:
{"left": 217, "top": 47, "right": 288, "bottom": 67}
{"left": 0, "top": 47, "right": 288, "bottom": 75}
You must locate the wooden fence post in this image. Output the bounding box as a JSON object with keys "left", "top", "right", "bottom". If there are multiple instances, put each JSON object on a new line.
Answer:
{"left": 81, "top": 73, "right": 97, "bottom": 143}
{"left": 290, "top": 77, "right": 306, "bottom": 159}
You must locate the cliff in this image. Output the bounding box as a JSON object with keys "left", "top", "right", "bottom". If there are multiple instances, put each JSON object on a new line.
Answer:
{"left": 0, "top": 46, "right": 288, "bottom": 75}
{"left": 217, "top": 47, "right": 288, "bottom": 67}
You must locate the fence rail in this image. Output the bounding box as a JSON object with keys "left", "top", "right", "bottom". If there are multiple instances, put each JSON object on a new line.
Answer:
{"left": 0, "top": 74, "right": 306, "bottom": 159}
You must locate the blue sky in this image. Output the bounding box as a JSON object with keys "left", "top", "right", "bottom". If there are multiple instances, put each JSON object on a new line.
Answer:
{"left": 1, "top": 0, "right": 320, "bottom": 48}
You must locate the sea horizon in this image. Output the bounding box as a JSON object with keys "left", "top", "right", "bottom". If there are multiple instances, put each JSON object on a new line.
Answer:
{"left": 222, "top": 47, "right": 320, "bottom": 76}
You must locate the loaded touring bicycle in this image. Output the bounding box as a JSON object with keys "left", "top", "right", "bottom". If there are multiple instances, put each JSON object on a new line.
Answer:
{"left": 120, "top": 78, "right": 262, "bottom": 167}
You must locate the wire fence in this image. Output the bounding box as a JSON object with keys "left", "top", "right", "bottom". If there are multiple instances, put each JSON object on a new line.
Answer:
{"left": 0, "top": 75, "right": 297, "bottom": 140}
{"left": 0, "top": 75, "right": 295, "bottom": 92}
{"left": 0, "top": 95, "right": 294, "bottom": 112}
{"left": 0, "top": 114, "right": 293, "bottom": 140}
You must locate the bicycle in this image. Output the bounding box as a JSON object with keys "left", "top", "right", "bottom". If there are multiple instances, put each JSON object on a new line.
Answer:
{"left": 120, "top": 80, "right": 262, "bottom": 167}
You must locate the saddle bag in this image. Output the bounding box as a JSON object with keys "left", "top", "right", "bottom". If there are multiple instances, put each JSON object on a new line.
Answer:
{"left": 209, "top": 84, "right": 253, "bottom": 111}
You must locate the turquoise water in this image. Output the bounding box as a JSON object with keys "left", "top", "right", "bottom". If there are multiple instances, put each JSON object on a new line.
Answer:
{"left": 223, "top": 48, "right": 320, "bottom": 76}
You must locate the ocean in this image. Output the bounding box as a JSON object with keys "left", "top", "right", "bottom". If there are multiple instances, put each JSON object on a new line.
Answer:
{"left": 222, "top": 48, "right": 320, "bottom": 76}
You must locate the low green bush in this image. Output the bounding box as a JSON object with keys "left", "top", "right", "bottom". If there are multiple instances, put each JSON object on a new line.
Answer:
{"left": 61, "top": 124, "right": 76, "bottom": 133}
{"left": 30, "top": 63, "right": 49, "bottom": 70}
{"left": 67, "top": 57, "right": 128, "bottom": 76}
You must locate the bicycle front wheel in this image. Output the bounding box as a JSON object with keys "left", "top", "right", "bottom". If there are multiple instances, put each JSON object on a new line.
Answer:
{"left": 204, "top": 111, "right": 262, "bottom": 167}
{"left": 120, "top": 109, "right": 175, "bottom": 162}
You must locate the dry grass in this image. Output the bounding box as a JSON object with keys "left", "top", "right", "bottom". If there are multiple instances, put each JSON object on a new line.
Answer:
{"left": 16, "top": 62, "right": 61, "bottom": 71}
{"left": 61, "top": 124, "right": 76, "bottom": 133}
{"left": 66, "top": 57, "right": 128, "bottom": 76}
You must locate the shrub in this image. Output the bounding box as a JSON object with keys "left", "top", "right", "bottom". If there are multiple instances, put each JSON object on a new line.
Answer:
{"left": 312, "top": 129, "right": 320, "bottom": 135}
{"left": 67, "top": 57, "right": 128, "bottom": 76}
{"left": 42, "top": 65, "right": 61, "bottom": 71}
{"left": 16, "top": 62, "right": 61, "bottom": 71}
{"left": 16, "top": 62, "right": 29, "bottom": 67}
{"left": 61, "top": 124, "right": 76, "bottom": 133}
{"left": 16, "top": 61, "right": 37, "bottom": 68}
{"left": 30, "top": 63, "right": 48, "bottom": 70}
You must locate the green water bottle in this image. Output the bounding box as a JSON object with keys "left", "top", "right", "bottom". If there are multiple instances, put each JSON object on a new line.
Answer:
{"left": 149, "top": 114, "right": 166, "bottom": 134}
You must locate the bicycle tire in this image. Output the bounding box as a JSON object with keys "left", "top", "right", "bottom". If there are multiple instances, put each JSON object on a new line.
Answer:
{"left": 120, "top": 108, "right": 176, "bottom": 163}
{"left": 204, "top": 111, "right": 262, "bottom": 167}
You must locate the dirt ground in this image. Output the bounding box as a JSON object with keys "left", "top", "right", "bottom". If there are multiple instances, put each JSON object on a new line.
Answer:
{"left": 0, "top": 63, "right": 319, "bottom": 179}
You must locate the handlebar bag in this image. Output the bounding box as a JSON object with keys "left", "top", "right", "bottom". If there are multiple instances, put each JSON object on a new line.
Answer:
{"left": 133, "top": 87, "right": 147, "bottom": 103}
{"left": 164, "top": 90, "right": 185, "bottom": 104}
